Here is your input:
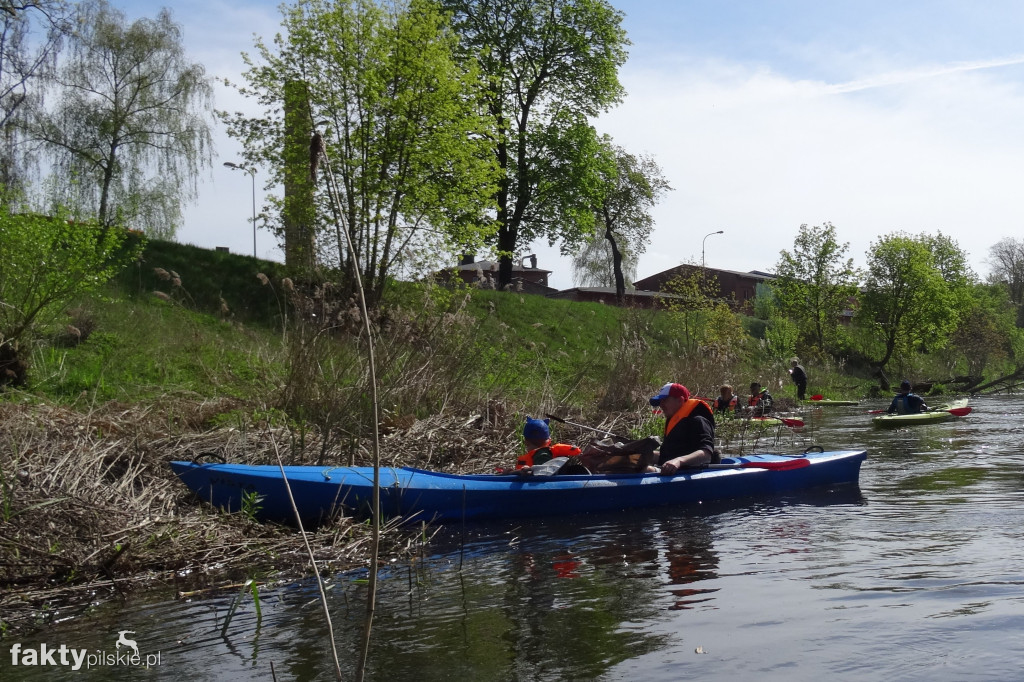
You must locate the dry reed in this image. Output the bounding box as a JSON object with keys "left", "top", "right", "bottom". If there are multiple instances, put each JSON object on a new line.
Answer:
{"left": 0, "top": 398, "right": 424, "bottom": 636}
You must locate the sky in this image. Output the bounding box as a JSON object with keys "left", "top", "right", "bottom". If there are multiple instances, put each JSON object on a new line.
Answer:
{"left": 117, "top": 0, "right": 1024, "bottom": 289}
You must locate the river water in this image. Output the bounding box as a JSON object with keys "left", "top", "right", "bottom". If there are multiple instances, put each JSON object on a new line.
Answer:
{"left": 3, "top": 394, "right": 1024, "bottom": 680}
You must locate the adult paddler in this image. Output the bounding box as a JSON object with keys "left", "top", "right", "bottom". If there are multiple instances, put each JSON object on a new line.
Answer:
{"left": 646, "top": 382, "right": 719, "bottom": 475}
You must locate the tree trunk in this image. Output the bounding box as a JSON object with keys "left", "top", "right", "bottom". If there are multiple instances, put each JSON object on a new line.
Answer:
{"left": 966, "top": 365, "right": 1024, "bottom": 394}
{"left": 494, "top": 144, "right": 516, "bottom": 289}
{"left": 497, "top": 225, "right": 516, "bottom": 290}
{"left": 283, "top": 80, "right": 317, "bottom": 276}
{"left": 98, "top": 142, "right": 118, "bottom": 227}
{"left": 605, "top": 216, "right": 625, "bottom": 303}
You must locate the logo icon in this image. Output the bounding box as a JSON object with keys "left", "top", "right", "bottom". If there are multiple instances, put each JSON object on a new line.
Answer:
{"left": 115, "top": 631, "right": 139, "bottom": 658}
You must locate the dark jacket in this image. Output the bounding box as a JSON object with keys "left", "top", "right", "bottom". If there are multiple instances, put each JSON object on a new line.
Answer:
{"left": 887, "top": 392, "right": 926, "bottom": 415}
{"left": 748, "top": 389, "right": 774, "bottom": 416}
{"left": 659, "top": 400, "right": 718, "bottom": 465}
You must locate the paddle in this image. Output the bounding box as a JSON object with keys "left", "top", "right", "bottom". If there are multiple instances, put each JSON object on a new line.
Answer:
{"left": 707, "top": 458, "right": 810, "bottom": 471}
{"left": 545, "top": 413, "right": 622, "bottom": 439}
{"left": 775, "top": 417, "right": 804, "bottom": 428}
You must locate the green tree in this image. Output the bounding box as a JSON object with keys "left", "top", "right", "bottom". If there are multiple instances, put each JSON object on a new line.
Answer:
{"left": 986, "top": 236, "right": 1024, "bottom": 307}
{"left": 919, "top": 232, "right": 976, "bottom": 352}
{"left": 856, "top": 233, "right": 965, "bottom": 373}
{"left": 948, "top": 284, "right": 1016, "bottom": 379}
{"left": 0, "top": 0, "right": 71, "bottom": 205}
{"left": 223, "top": 0, "right": 498, "bottom": 305}
{"left": 661, "top": 267, "right": 743, "bottom": 362}
{"left": 773, "top": 222, "right": 859, "bottom": 353}
{"left": 587, "top": 140, "right": 671, "bottom": 302}
{"left": 0, "top": 212, "right": 140, "bottom": 385}
{"left": 32, "top": 0, "right": 212, "bottom": 236}
{"left": 441, "top": 0, "right": 629, "bottom": 289}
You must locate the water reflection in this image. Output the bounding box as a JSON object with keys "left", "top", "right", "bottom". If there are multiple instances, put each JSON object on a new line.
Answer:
{"left": 660, "top": 520, "right": 720, "bottom": 610}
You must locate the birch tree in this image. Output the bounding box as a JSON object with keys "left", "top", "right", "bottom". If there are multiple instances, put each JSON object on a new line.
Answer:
{"left": 32, "top": 0, "right": 212, "bottom": 236}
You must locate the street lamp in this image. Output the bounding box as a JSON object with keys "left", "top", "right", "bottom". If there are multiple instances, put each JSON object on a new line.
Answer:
{"left": 702, "top": 230, "right": 724, "bottom": 270}
{"left": 224, "top": 162, "right": 257, "bottom": 258}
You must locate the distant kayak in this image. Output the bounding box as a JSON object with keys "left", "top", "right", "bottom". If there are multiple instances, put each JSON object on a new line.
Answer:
{"left": 872, "top": 399, "right": 970, "bottom": 428}
{"left": 750, "top": 416, "right": 782, "bottom": 426}
{"left": 718, "top": 416, "right": 804, "bottom": 429}
{"left": 803, "top": 399, "right": 860, "bottom": 406}
{"left": 872, "top": 411, "right": 954, "bottom": 427}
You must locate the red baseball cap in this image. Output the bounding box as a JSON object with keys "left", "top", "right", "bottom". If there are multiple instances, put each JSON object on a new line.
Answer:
{"left": 649, "top": 382, "right": 690, "bottom": 406}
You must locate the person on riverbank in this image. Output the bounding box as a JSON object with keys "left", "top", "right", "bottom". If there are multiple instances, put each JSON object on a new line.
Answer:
{"left": 713, "top": 384, "right": 740, "bottom": 415}
{"left": 515, "top": 417, "right": 582, "bottom": 470}
{"left": 646, "top": 382, "right": 718, "bottom": 475}
{"left": 789, "top": 358, "right": 808, "bottom": 400}
{"left": 747, "top": 382, "right": 774, "bottom": 416}
{"left": 887, "top": 380, "right": 928, "bottom": 415}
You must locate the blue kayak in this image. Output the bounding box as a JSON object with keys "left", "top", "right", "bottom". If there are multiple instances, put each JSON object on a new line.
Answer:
{"left": 170, "top": 450, "right": 866, "bottom": 525}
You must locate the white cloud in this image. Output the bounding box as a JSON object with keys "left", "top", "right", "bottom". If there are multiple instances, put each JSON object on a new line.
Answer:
{"left": 589, "top": 56, "right": 1024, "bottom": 285}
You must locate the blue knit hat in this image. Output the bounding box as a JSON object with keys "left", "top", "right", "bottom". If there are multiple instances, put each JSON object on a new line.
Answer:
{"left": 523, "top": 417, "right": 550, "bottom": 440}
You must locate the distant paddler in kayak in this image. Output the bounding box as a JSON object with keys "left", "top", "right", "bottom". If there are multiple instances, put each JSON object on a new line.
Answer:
{"left": 646, "top": 382, "right": 720, "bottom": 475}
{"left": 887, "top": 380, "right": 928, "bottom": 415}
{"left": 515, "top": 417, "right": 582, "bottom": 470}
{"left": 746, "top": 381, "right": 774, "bottom": 417}
{"left": 713, "top": 384, "right": 741, "bottom": 415}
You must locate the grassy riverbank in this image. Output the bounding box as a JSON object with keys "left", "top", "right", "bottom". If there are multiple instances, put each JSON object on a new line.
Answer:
{"left": 0, "top": 240, "right": 873, "bottom": 636}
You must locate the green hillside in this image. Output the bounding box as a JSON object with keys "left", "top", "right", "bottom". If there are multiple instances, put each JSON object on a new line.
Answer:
{"left": 19, "top": 238, "right": 857, "bottom": 418}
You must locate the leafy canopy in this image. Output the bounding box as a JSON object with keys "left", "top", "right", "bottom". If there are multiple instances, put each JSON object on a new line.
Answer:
{"left": 222, "top": 0, "right": 499, "bottom": 304}
{"left": 441, "top": 0, "right": 630, "bottom": 287}
{"left": 32, "top": 0, "right": 213, "bottom": 237}
{"left": 584, "top": 138, "right": 671, "bottom": 300}
{"left": 857, "top": 232, "right": 971, "bottom": 370}
{"left": 773, "top": 222, "right": 859, "bottom": 353}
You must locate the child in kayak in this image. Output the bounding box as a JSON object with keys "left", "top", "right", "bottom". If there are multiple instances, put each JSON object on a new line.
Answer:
{"left": 747, "top": 382, "right": 774, "bottom": 416}
{"left": 713, "top": 384, "right": 740, "bottom": 415}
{"left": 516, "top": 417, "right": 581, "bottom": 470}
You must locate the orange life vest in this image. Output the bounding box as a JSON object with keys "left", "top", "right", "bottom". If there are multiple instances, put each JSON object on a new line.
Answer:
{"left": 516, "top": 442, "right": 583, "bottom": 469}
{"left": 714, "top": 395, "right": 738, "bottom": 413}
{"left": 665, "top": 399, "right": 715, "bottom": 436}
